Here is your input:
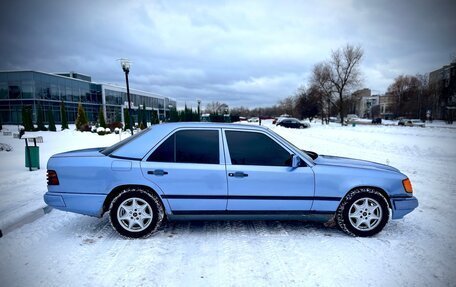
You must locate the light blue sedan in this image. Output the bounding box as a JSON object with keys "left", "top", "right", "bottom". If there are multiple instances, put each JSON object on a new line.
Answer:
{"left": 44, "top": 123, "right": 418, "bottom": 238}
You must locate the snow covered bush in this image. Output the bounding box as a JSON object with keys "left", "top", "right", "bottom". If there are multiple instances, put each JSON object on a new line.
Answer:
{"left": 105, "top": 128, "right": 111, "bottom": 134}
{"left": 97, "top": 126, "right": 105, "bottom": 135}
{"left": 91, "top": 126, "right": 97, "bottom": 133}
{"left": 114, "top": 127, "right": 121, "bottom": 134}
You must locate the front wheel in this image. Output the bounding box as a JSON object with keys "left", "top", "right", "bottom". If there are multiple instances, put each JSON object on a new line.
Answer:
{"left": 336, "top": 188, "right": 389, "bottom": 237}
{"left": 109, "top": 188, "right": 164, "bottom": 238}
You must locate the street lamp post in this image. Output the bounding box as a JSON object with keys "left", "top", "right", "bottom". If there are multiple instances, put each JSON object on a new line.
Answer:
{"left": 119, "top": 58, "right": 133, "bottom": 135}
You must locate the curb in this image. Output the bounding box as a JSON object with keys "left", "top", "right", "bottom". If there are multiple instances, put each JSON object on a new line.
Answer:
{"left": 0, "top": 206, "right": 53, "bottom": 238}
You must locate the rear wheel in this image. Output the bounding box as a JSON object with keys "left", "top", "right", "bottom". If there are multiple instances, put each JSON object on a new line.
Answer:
{"left": 109, "top": 188, "right": 164, "bottom": 238}
{"left": 336, "top": 188, "right": 389, "bottom": 237}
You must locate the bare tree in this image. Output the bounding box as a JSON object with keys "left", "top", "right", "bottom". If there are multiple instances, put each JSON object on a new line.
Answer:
{"left": 388, "top": 74, "right": 429, "bottom": 119}
{"left": 278, "top": 96, "right": 294, "bottom": 116}
{"left": 205, "top": 101, "right": 228, "bottom": 114}
{"left": 328, "top": 44, "right": 363, "bottom": 125}
{"left": 311, "top": 62, "right": 334, "bottom": 124}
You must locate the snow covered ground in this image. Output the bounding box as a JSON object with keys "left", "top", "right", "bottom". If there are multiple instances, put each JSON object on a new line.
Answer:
{"left": 1, "top": 121, "right": 455, "bottom": 286}
{"left": 0, "top": 125, "right": 131, "bottom": 231}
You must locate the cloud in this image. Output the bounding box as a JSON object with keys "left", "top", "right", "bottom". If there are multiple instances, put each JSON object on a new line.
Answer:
{"left": 0, "top": 0, "right": 455, "bottom": 109}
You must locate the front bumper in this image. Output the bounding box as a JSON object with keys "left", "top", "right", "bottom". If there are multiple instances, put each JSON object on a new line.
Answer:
{"left": 391, "top": 196, "right": 419, "bottom": 219}
{"left": 43, "top": 192, "right": 107, "bottom": 217}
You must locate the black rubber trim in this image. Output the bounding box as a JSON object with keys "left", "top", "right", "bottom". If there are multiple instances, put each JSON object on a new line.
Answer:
{"left": 161, "top": 195, "right": 341, "bottom": 201}
{"left": 171, "top": 210, "right": 335, "bottom": 215}
{"left": 109, "top": 154, "right": 141, "bottom": 161}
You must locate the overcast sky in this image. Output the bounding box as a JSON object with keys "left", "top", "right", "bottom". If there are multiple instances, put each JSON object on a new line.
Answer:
{"left": 1, "top": 0, "right": 455, "bottom": 109}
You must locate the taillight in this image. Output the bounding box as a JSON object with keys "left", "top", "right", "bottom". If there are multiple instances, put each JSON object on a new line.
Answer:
{"left": 402, "top": 178, "right": 413, "bottom": 193}
{"left": 47, "top": 170, "right": 60, "bottom": 185}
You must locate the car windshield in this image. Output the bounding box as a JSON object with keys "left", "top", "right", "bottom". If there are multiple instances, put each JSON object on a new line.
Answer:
{"left": 101, "top": 128, "right": 149, "bottom": 156}
{"left": 268, "top": 129, "right": 315, "bottom": 163}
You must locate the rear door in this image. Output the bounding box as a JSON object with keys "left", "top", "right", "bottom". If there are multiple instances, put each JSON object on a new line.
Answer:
{"left": 223, "top": 129, "right": 315, "bottom": 211}
{"left": 141, "top": 128, "right": 227, "bottom": 212}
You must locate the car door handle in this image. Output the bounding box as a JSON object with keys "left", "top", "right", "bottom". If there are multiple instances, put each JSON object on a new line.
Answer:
{"left": 228, "top": 172, "right": 248, "bottom": 178}
{"left": 147, "top": 169, "right": 168, "bottom": 176}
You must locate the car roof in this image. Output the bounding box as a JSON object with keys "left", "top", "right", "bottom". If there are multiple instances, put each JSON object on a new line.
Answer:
{"left": 157, "top": 122, "right": 268, "bottom": 130}
{"left": 110, "top": 122, "right": 270, "bottom": 159}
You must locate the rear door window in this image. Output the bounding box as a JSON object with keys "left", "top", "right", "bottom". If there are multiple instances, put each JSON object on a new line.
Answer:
{"left": 147, "top": 129, "right": 219, "bottom": 164}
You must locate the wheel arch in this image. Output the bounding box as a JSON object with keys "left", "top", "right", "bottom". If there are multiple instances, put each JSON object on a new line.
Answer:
{"left": 342, "top": 185, "right": 392, "bottom": 209}
{"left": 102, "top": 184, "right": 168, "bottom": 216}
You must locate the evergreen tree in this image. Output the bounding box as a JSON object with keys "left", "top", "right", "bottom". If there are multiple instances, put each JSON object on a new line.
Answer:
{"left": 98, "top": 107, "right": 106, "bottom": 128}
{"left": 60, "top": 101, "right": 69, "bottom": 130}
{"left": 75, "top": 102, "right": 88, "bottom": 131}
{"left": 150, "top": 110, "right": 159, "bottom": 125}
{"left": 115, "top": 111, "right": 121, "bottom": 122}
{"left": 142, "top": 103, "right": 148, "bottom": 128}
{"left": 169, "top": 107, "right": 179, "bottom": 122}
{"left": 21, "top": 106, "right": 27, "bottom": 129}
{"left": 36, "top": 104, "right": 47, "bottom": 131}
{"left": 48, "top": 110, "right": 56, "bottom": 131}
{"left": 0, "top": 113, "right": 2, "bottom": 131}
{"left": 137, "top": 106, "right": 142, "bottom": 128}
{"left": 124, "top": 108, "right": 131, "bottom": 131}
{"left": 22, "top": 105, "right": 34, "bottom": 131}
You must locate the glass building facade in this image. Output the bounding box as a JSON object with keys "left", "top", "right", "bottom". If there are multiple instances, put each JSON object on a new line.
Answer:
{"left": 0, "top": 71, "right": 176, "bottom": 125}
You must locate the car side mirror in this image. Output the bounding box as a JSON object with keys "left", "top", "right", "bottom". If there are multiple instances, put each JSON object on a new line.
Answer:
{"left": 292, "top": 154, "right": 301, "bottom": 168}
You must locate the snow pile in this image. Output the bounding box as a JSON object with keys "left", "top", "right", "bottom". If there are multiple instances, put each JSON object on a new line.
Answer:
{"left": 0, "top": 125, "right": 129, "bottom": 230}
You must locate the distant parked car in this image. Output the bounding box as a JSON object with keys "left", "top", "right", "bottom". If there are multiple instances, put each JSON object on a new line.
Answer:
{"left": 398, "top": 118, "right": 407, "bottom": 126}
{"left": 248, "top": 117, "right": 259, "bottom": 123}
{"left": 273, "top": 115, "right": 291, "bottom": 124}
{"left": 398, "top": 119, "right": 425, "bottom": 127}
{"left": 346, "top": 114, "right": 359, "bottom": 121}
{"left": 372, "top": 118, "right": 382, "bottom": 124}
{"left": 277, "top": 118, "right": 310, "bottom": 129}
{"left": 44, "top": 123, "right": 418, "bottom": 238}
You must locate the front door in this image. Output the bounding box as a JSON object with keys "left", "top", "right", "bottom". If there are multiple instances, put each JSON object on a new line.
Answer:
{"left": 141, "top": 128, "right": 227, "bottom": 212}
{"left": 223, "top": 129, "right": 315, "bottom": 211}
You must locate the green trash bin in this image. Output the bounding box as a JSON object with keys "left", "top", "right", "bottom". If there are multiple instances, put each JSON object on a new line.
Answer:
{"left": 352, "top": 122, "right": 356, "bottom": 127}
{"left": 25, "top": 146, "right": 40, "bottom": 169}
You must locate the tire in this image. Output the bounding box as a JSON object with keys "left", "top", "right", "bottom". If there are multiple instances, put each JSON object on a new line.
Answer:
{"left": 299, "top": 125, "right": 304, "bottom": 129}
{"left": 336, "top": 188, "right": 389, "bottom": 237}
{"left": 109, "top": 188, "right": 164, "bottom": 238}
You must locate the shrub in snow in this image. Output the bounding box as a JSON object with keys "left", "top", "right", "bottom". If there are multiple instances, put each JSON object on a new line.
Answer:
{"left": 91, "top": 126, "right": 97, "bottom": 133}
{"left": 114, "top": 127, "right": 121, "bottom": 134}
{"left": 105, "top": 128, "right": 111, "bottom": 134}
{"left": 75, "top": 103, "right": 89, "bottom": 131}
{"left": 97, "top": 126, "right": 105, "bottom": 136}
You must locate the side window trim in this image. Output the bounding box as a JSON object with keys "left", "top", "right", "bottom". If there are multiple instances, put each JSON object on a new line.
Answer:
{"left": 222, "top": 128, "right": 294, "bottom": 167}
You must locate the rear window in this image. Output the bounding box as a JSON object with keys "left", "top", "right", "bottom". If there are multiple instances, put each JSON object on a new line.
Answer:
{"left": 101, "top": 128, "right": 149, "bottom": 156}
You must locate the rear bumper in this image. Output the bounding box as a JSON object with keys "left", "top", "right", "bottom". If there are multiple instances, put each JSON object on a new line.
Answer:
{"left": 43, "top": 192, "right": 106, "bottom": 217}
{"left": 391, "top": 196, "right": 418, "bottom": 219}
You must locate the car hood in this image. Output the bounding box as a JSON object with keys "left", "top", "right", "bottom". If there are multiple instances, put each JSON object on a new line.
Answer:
{"left": 314, "top": 155, "right": 400, "bottom": 173}
{"left": 52, "top": 147, "right": 106, "bottom": 158}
